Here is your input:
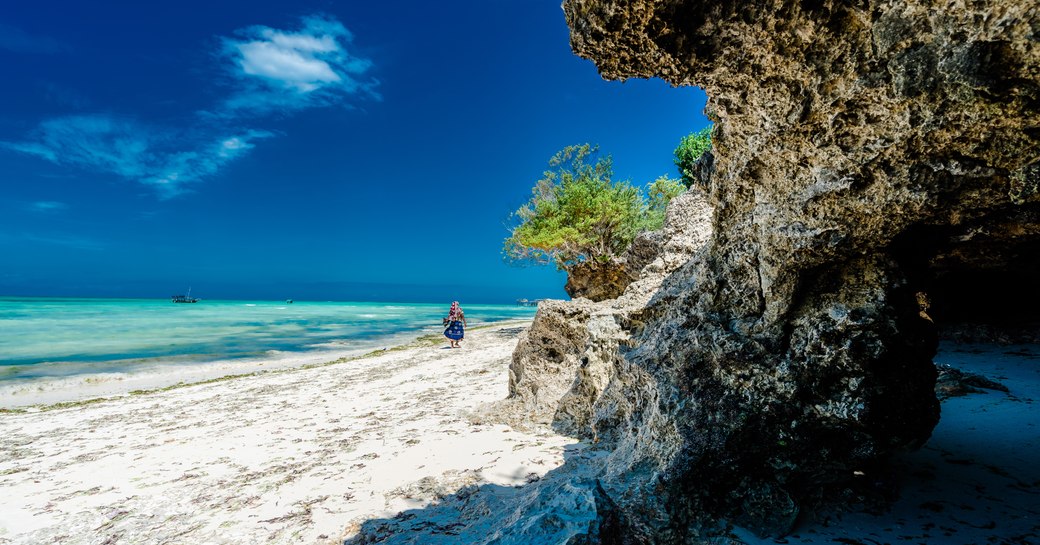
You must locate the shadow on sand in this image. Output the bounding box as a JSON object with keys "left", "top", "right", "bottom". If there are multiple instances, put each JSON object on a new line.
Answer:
{"left": 344, "top": 441, "right": 609, "bottom": 545}
{"left": 346, "top": 344, "right": 1040, "bottom": 545}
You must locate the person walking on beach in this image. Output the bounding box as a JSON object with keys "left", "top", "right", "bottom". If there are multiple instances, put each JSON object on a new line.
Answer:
{"left": 444, "top": 301, "right": 466, "bottom": 348}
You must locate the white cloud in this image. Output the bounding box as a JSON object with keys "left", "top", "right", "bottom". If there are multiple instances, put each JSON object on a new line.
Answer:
{"left": 141, "top": 130, "right": 270, "bottom": 191}
{"left": 6, "top": 115, "right": 153, "bottom": 178}
{"left": 221, "top": 15, "right": 378, "bottom": 113}
{"left": 0, "top": 14, "right": 374, "bottom": 197}
{"left": 2, "top": 115, "right": 273, "bottom": 197}
{"left": 238, "top": 41, "right": 341, "bottom": 92}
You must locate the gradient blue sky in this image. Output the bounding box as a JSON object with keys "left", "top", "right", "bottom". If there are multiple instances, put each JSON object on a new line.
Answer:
{"left": 0, "top": 0, "right": 710, "bottom": 303}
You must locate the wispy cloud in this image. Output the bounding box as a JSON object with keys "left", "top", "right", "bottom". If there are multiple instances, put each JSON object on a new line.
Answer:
{"left": 3, "top": 115, "right": 273, "bottom": 198}
{"left": 1, "top": 14, "right": 376, "bottom": 197}
{"left": 219, "top": 15, "right": 378, "bottom": 114}
{"left": 28, "top": 201, "right": 68, "bottom": 212}
{"left": 0, "top": 23, "right": 69, "bottom": 55}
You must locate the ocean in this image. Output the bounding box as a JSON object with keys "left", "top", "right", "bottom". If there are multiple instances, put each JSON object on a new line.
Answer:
{"left": 0, "top": 297, "right": 537, "bottom": 384}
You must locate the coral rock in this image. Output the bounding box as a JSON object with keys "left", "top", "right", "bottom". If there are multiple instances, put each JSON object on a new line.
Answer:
{"left": 514, "top": 0, "right": 1039, "bottom": 540}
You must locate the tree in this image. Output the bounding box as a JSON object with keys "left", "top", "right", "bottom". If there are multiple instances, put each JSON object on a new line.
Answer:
{"left": 674, "top": 126, "right": 712, "bottom": 187}
{"left": 645, "top": 175, "right": 686, "bottom": 229}
{"left": 504, "top": 144, "right": 652, "bottom": 270}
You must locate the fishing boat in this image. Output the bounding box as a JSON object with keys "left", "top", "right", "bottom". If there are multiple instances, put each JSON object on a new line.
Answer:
{"left": 171, "top": 287, "right": 199, "bottom": 303}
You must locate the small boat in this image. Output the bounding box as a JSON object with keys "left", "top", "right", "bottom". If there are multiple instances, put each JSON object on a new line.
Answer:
{"left": 286, "top": 299, "right": 294, "bottom": 304}
{"left": 171, "top": 287, "right": 199, "bottom": 303}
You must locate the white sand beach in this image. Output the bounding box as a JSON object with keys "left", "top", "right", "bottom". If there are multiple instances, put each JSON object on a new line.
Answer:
{"left": 0, "top": 322, "right": 577, "bottom": 544}
{"left": 2, "top": 323, "right": 1037, "bottom": 545}
{"left": 331, "top": 342, "right": 1040, "bottom": 545}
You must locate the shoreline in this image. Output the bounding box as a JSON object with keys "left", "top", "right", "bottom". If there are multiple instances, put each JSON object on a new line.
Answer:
{"left": 0, "top": 320, "right": 532, "bottom": 410}
{"left": 1, "top": 321, "right": 1036, "bottom": 544}
{"left": 0, "top": 320, "right": 575, "bottom": 544}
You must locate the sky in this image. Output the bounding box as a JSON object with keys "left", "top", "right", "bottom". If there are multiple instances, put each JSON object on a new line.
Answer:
{"left": 0, "top": 0, "right": 710, "bottom": 304}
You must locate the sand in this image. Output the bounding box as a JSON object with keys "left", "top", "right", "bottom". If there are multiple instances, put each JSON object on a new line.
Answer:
{"left": 3, "top": 326, "right": 1036, "bottom": 545}
{"left": 736, "top": 342, "right": 1040, "bottom": 545}
{"left": 338, "top": 342, "right": 1040, "bottom": 545}
{"left": 0, "top": 321, "right": 577, "bottom": 544}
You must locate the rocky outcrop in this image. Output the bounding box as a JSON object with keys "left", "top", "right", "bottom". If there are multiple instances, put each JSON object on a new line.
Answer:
{"left": 934, "top": 363, "right": 1010, "bottom": 400}
{"left": 349, "top": 1, "right": 1037, "bottom": 543}
{"left": 499, "top": 298, "right": 595, "bottom": 429}
{"left": 564, "top": 260, "right": 636, "bottom": 301}
{"left": 564, "top": 181, "right": 720, "bottom": 303}
{"left": 499, "top": 190, "right": 714, "bottom": 432}
{"left": 508, "top": 0, "right": 1039, "bottom": 540}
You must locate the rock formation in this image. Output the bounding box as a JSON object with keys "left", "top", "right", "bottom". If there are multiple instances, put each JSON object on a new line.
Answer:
{"left": 350, "top": 1, "right": 1038, "bottom": 543}
{"left": 505, "top": 190, "right": 714, "bottom": 432}
{"left": 563, "top": 261, "right": 636, "bottom": 301}
{"left": 509, "top": 0, "right": 1038, "bottom": 540}
{"left": 934, "top": 363, "right": 1010, "bottom": 400}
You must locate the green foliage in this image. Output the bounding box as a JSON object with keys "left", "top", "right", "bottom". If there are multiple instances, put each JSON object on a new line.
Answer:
{"left": 504, "top": 145, "right": 683, "bottom": 270}
{"left": 644, "top": 175, "right": 686, "bottom": 230}
{"left": 674, "top": 126, "right": 712, "bottom": 187}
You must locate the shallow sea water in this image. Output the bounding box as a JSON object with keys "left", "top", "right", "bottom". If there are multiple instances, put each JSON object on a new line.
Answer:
{"left": 0, "top": 297, "right": 536, "bottom": 382}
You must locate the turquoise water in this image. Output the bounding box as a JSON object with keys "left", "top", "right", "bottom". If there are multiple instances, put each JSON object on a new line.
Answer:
{"left": 0, "top": 297, "right": 536, "bottom": 381}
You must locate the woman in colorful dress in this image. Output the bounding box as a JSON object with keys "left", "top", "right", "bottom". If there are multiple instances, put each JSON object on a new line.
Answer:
{"left": 444, "top": 301, "right": 466, "bottom": 348}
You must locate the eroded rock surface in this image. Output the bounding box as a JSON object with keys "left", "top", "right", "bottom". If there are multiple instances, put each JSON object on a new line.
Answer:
{"left": 934, "top": 363, "right": 1010, "bottom": 400}
{"left": 564, "top": 261, "right": 636, "bottom": 301}
{"left": 350, "top": 1, "right": 1038, "bottom": 543}
{"left": 525, "top": 0, "right": 1036, "bottom": 540}
{"left": 496, "top": 190, "right": 714, "bottom": 432}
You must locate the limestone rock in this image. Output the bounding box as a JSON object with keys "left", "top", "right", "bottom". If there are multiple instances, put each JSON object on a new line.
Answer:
{"left": 563, "top": 187, "right": 716, "bottom": 302}
{"left": 502, "top": 298, "right": 594, "bottom": 428}
{"left": 564, "top": 260, "right": 636, "bottom": 301}
{"left": 502, "top": 189, "right": 714, "bottom": 433}
{"left": 521, "top": 0, "right": 1037, "bottom": 540}
{"left": 353, "top": 0, "right": 1038, "bottom": 542}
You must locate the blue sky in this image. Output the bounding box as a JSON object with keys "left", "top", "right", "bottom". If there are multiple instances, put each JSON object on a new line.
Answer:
{"left": 0, "top": 0, "right": 709, "bottom": 303}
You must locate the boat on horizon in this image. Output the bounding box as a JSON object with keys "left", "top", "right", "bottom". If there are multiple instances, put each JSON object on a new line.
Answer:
{"left": 171, "top": 287, "right": 199, "bottom": 303}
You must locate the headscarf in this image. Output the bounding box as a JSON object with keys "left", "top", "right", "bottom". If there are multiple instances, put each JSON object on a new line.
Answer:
{"left": 448, "top": 301, "right": 463, "bottom": 321}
